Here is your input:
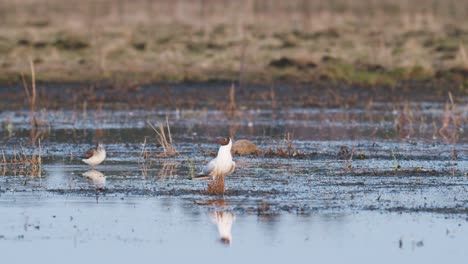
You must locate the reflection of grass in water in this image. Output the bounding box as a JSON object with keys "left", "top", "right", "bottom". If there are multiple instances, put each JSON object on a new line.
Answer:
{"left": 138, "top": 137, "right": 151, "bottom": 178}
{"left": 138, "top": 139, "right": 183, "bottom": 179}
{"left": 158, "top": 161, "right": 180, "bottom": 179}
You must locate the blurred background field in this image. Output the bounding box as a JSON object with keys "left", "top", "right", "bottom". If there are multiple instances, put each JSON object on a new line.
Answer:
{"left": 0, "top": 0, "right": 467, "bottom": 87}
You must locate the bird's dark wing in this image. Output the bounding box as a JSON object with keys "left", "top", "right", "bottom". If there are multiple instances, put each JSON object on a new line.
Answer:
{"left": 192, "top": 158, "right": 217, "bottom": 180}
{"left": 192, "top": 175, "right": 210, "bottom": 180}
{"left": 83, "top": 147, "right": 97, "bottom": 159}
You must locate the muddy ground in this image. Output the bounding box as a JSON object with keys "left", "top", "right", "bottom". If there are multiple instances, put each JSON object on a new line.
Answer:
{"left": 0, "top": 83, "right": 467, "bottom": 262}
{"left": 0, "top": 83, "right": 466, "bottom": 210}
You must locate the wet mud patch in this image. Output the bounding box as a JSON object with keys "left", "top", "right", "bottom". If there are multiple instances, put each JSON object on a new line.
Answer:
{"left": 0, "top": 82, "right": 466, "bottom": 217}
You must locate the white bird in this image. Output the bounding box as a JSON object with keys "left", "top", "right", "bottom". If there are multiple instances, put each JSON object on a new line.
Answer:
{"left": 82, "top": 143, "right": 106, "bottom": 168}
{"left": 195, "top": 137, "right": 236, "bottom": 180}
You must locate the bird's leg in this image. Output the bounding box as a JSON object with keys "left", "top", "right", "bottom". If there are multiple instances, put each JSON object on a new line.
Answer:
{"left": 207, "top": 176, "right": 225, "bottom": 195}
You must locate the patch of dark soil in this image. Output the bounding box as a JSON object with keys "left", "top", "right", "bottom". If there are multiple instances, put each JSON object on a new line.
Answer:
{"left": 132, "top": 42, "right": 146, "bottom": 51}
{"left": 33, "top": 42, "right": 48, "bottom": 49}
{"left": 321, "top": 55, "right": 340, "bottom": 63}
{"left": 385, "top": 206, "right": 468, "bottom": 214}
{"left": 338, "top": 169, "right": 462, "bottom": 177}
{"left": 292, "top": 29, "right": 340, "bottom": 40}
{"left": 44, "top": 187, "right": 284, "bottom": 197}
{"left": 356, "top": 63, "right": 386, "bottom": 73}
{"left": 448, "top": 67, "right": 468, "bottom": 79}
{"left": 269, "top": 57, "right": 317, "bottom": 70}
{"left": 54, "top": 38, "right": 89, "bottom": 50}
{"left": 0, "top": 81, "right": 464, "bottom": 111}
{"left": 17, "top": 39, "right": 30, "bottom": 46}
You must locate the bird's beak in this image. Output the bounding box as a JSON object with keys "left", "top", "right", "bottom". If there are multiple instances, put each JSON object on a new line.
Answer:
{"left": 212, "top": 138, "right": 225, "bottom": 145}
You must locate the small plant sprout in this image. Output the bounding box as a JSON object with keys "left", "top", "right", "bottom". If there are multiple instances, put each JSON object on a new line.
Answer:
{"left": 391, "top": 149, "right": 401, "bottom": 172}
{"left": 187, "top": 158, "right": 195, "bottom": 179}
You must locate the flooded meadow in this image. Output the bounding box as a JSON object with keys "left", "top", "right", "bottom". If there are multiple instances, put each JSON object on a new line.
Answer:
{"left": 0, "top": 83, "right": 467, "bottom": 263}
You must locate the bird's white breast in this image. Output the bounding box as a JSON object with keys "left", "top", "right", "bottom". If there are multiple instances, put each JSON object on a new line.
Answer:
{"left": 214, "top": 143, "right": 233, "bottom": 176}
{"left": 82, "top": 149, "right": 106, "bottom": 166}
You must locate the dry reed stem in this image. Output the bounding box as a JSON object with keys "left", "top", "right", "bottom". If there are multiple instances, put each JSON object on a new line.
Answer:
{"left": 344, "top": 147, "right": 356, "bottom": 172}
{"left": 0, "top": 140, "right": 42, "bottom": 176}
{"left": 147, "top": 116, "right": 179, "bottom": 157}
{"left": 394, "top": 102, "right": 414, "bottom": 139}
{"left": 21, "top": 59, "right": 45, "bottom": 147}
{"left": 138, "top": 137, "right": 151, "bottom": 177}
{"left": 439, "top": 92, "right": 462, "bottom": 144}
{"left": 30, "top": 59, "right": 36, "bottom": 111}
{"left": 283, "top": 132, "right": 298, "bottom": 156}
{"left": 224, "top": 83, "right": 237, "bottom": 117}
{"left": 140, "top": 137, "right": 151, "bottom": 161}
{"left": 269, "top": 86, "right": 277, "bottom": 109}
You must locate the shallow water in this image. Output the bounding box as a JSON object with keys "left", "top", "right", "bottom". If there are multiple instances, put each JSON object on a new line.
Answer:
{"left": 0, "top": 194, "right": 467, "bottom": 263}
{"left": 0, "top": 84, "right": 467, "bottom": 262}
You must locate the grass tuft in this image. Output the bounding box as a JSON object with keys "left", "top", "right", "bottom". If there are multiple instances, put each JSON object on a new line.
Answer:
{"left": 147, "top": 116, "right": 179, "bottom": 157}
{"left": 1, "top": 140, "right": 42, "bottom": 177}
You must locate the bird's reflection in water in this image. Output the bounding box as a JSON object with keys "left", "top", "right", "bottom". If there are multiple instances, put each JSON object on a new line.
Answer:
{"left": 204, "top": 199, "right": 236, "bottom": 246}
{"left": 82, "top": 169, "right": 106, "bottom": 187}
{"left": 210, "top": 211, "right": 236, "bottom": 245}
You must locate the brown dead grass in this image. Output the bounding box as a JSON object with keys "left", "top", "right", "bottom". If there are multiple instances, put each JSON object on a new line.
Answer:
{"left": 264, "top": 132, "right": 305, "bottom": 158}
{"left": 1, "top": 142, "right": 42, "bottom": 177}
{"left": 148, "top": 116, "right": 179, "bottom": 157}
{"left": 0, "top": 0, "right": 467, "bottom": 85}
{"left": 439, "top": 92, "right": 464, "bottom": 144}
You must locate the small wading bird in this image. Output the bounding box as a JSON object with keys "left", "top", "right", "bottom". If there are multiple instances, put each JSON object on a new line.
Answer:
{"left": 82, "top": 143, "right": 106, "bottom": 168}
{"left": 194, "top": 137, "right": 236, "bottom": 195}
